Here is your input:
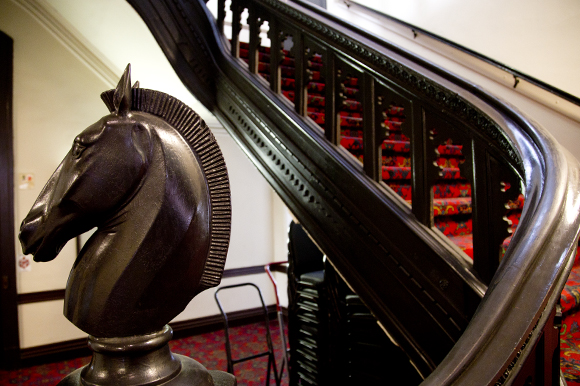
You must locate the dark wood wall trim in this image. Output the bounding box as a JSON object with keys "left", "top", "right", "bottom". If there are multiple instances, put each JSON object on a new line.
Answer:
{"left": 221, "top": 264, "right": 268, "bottom": 278}
{"left": 19, "top": 337, "right": 89, "bottom": 363}
{"left": 0, "top": 30, "right": 19, "bottom": 370}
{"left": 170, "top": 304, "right": 278, "bottom": 340}
{"left": 19, "top": 305, "right": 284, "bottom": 368}
{"left": 17, "top": 264, "right": 285, "bottom": 304}
{"left": 17, "top": 289, "right": 66, "bottom": 304}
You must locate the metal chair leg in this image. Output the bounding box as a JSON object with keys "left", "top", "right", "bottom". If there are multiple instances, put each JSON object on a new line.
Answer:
{"left": 215, "top": 282, "right": 282, "bottom": 385}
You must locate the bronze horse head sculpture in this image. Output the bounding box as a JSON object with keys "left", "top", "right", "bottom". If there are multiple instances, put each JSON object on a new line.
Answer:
{"left": 19, "top": 65, "right": 231, "bottom": 338}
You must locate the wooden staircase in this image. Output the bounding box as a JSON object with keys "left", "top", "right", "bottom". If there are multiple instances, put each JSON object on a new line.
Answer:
{"left": 237, "top": 41, "right": 527, "bottom": 263}
{"left": 129, "top": 0, "right": 580, "bottom": 384}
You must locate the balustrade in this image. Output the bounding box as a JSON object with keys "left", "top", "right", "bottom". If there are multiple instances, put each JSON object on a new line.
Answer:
{"left": 219, "top": 0, "right": 523, "bottom": 284}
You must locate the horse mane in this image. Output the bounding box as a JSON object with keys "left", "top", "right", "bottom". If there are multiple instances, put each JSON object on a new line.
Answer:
{"left": 101, "top": 88, "right": 231, "bottom": 291}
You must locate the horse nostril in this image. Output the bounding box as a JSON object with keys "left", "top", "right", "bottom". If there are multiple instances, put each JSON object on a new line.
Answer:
{"left": 19, "top": 218, "right": 42, "bottom": 251}
{"left": 19, "top": 233, "right": 40, "bottom": 255}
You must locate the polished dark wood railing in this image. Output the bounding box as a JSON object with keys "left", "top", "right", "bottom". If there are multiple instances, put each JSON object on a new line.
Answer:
{"left": 129, "top": 0, "right": 580, "bottom": 384}
{"left": 225, "top": 1, "right": 524, "bottom": 284}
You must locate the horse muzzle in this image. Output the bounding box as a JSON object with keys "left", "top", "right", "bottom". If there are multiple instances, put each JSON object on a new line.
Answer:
{"left": 19, "top": 212, "right": 66, "bottom": 262}
{"left": 19, "top": 210, "right": 44, "bottom": 250}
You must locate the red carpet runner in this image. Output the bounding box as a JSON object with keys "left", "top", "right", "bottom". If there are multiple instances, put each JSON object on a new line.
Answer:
{"left": 560, "top": 249, "right": 580, "bottom": 384}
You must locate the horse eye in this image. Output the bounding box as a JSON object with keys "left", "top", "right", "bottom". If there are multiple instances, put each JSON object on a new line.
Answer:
{"left": 72, "top": 142, "right": 86, "bottom": 159}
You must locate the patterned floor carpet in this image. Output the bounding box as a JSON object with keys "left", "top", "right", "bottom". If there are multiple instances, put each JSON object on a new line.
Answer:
{"left": 0, "top": 321, "right": 289, "bottom": 386}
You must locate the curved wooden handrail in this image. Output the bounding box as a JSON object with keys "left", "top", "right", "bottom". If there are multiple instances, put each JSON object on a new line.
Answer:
{"left": 128, "top": 0, "right": 580, "bottom": 383}
{"left": 425, "top": 104, "right": 580, "bottom": 384}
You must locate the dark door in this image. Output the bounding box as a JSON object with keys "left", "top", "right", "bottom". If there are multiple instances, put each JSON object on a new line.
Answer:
{"left": 0, "top": 30, "right": 20, "bottom": 369}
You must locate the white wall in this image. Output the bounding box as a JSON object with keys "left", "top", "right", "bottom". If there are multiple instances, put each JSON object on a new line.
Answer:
{"left": 343, "top": 0, "right": 580, "bottom": 99}
{"left": 42, "top": 0, "right": 217, "bottom": 125}
{"left": 3, "top": 0, "right": 111, "bottom": 296}
{"left": 325, "top": 0, "right": 580, "bottom": 165}
{"left": 3, "top": 0, "right": 291, "bottom": 349}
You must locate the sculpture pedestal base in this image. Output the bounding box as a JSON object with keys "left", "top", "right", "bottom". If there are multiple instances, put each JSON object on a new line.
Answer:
{"left": 57, "top": 325, "right": 235, "bottom": 386}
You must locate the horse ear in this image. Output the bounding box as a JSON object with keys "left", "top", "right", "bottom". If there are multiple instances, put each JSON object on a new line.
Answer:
{"left": 133, "top": 80, "right": 140, "bottom": 88}
{"left": 113, "top": 64, "right": 132, "bottom": 116}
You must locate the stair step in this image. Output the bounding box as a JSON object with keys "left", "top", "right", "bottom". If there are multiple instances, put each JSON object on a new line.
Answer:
{"left": 561, "top": 263, "right": 580, "bottom": 315}
{"left": 433, "top": 183, "right": 472, "bottom": 199}
{"left": 387, "top": 184, "right": 412, "bottom": 200}
{"left": 446, "top": 234, "right": 474, "bottom": 258}
{"left": 381, "top": 166, "right": 464, "bottom": 181}
{"left": 559, "top": 246, "right": 580, "bottom": 377}
{"left": 340, "top": 137, "right": 411, "bottom": 153}
{"left": 433, "top": 197, "right": 472, "bottom": 216}
{"left": 434, "top": 216, "right": 472, "bottom": 237}
{"left": 382, "top": 166, "right": 411, "bottom": 180}
{"left": 339, "top": 137, "right": 465, "bottom": 159}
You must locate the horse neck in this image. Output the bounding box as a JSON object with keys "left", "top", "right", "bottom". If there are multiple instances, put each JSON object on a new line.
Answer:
{"left": 65, "top": 124, "right": 210, "bottom": 336}
{"left": 103, "top": 130, "right": 192, "bottom": 255}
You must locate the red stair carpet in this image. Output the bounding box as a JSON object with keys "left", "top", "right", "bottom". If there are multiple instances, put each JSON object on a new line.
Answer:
{"left": 560, "top": 249, "right": 580, "bottom": 384}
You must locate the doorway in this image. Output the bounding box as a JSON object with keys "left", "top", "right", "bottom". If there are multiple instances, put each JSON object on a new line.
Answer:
{"left": 0, "top": 30, "right": 20, "bottom": 369}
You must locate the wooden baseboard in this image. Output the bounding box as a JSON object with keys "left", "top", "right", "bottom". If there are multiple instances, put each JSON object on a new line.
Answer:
{"left": 17, "top": 289, "right": 66, "bottom": 304}
{"left": 17, "top": 305, "right": 284, "bottom": 368}
{"left": 171, "top": 305, "right": 278, "bottom": 340}
{"left": 19, "top": 337, "right": 89, "bottom": 367}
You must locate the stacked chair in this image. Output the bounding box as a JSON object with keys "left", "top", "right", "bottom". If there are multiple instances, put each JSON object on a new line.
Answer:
{"left": 287, "top": 221, "right": 327, "bottom": 385}
{"left": 287, "top": 222, "right": 423, "bottom": 384}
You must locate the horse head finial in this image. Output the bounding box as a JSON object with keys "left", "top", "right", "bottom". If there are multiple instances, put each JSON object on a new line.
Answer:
{"left": 22, "top": 74, "right": 231, "bottom": 338}
{"left": 19, "top": 66, "right": 234, "bottom": 385}
{"left": 113, "top": 64, "right": 132, "bottom": 116}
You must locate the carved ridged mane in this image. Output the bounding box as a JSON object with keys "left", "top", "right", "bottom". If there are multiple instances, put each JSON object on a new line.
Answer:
{"left": 101, "top": 88, "right": 231, "bottom": 290}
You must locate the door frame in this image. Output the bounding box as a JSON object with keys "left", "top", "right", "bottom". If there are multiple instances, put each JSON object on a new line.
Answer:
{"left": 0, "top": 30, "right": 20, "bottom": 369}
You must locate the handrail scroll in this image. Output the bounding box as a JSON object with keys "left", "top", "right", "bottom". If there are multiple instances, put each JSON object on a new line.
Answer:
{"left": 128, "top": 0, "right": 580, "bottom": 384}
